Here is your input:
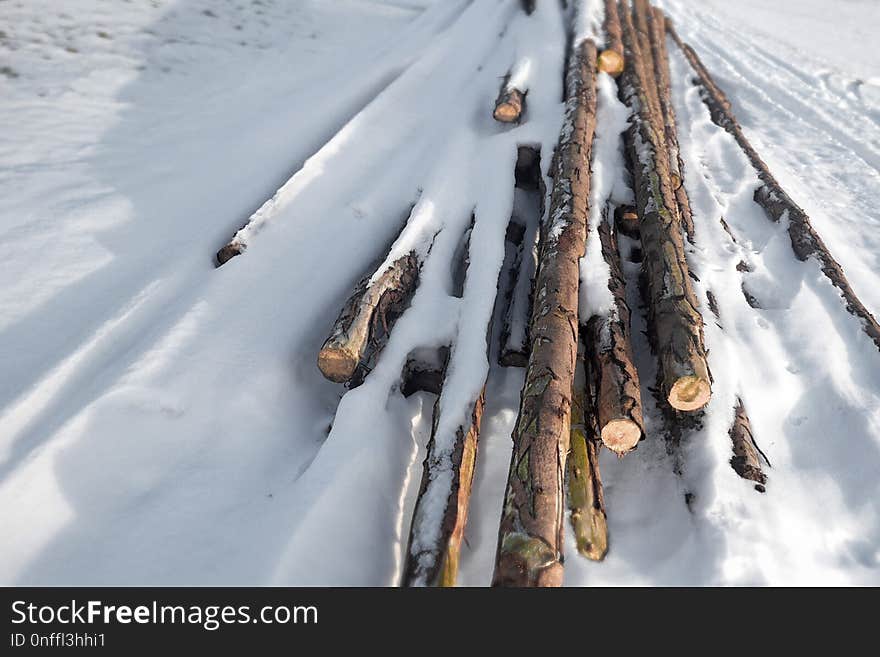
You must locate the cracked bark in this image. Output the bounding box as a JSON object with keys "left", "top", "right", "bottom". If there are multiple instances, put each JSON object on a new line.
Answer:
{"left": 493, "top": 39, "right": 598, "bottom": 588}
{"left": 666, "top": 18, "right": 880, "bottom": 352}
{"left": 619, "top": 2, "right": 711, "bottom": 412}
{"left": 585, "top": 216, "right": 644, "bottom": 454}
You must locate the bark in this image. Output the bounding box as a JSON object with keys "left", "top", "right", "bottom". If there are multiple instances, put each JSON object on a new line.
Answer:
{"left": 585, "top": 217, "right": 644, "bottom": 454}
{"left": 568, "top": 365, "right": 607, "bottom": 560}
{"left": 404, "top": 389, "right": 485, "bottom": 586}
{"left": 729, "top": 398, "right": 768, "bottom": 492}
{"left": 317, "top": 253, "right": 419, "bottom": 383}
{"left": 216, "top": 242, "right": 244, "bottom": 266}
{"left": 647, "top": 6, "right": 696, "bottom": 243}
{"left": 494, "top": 77, "right": 525, "bottom": 123}
{"left": 619, "top": 3, "right": 711, "bottom": 412}
{"left": 493, "top": 39, "right": 599, "bottom": 588}
{"left": 666, "top": 18, "right": 880, "bottom": 351}
{"left": 599, "top": 0, "right": 624, "bottom": 77}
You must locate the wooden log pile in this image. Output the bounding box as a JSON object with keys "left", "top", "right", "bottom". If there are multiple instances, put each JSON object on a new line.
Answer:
{"left": 305, "top": 0, "right": 876, "bottom": 587}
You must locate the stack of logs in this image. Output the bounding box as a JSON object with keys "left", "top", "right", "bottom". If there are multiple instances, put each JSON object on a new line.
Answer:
{"left": 309, "top": 0, "right": 879, "bottom": 586}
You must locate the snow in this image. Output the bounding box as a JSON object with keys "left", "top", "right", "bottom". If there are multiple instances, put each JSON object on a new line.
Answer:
{"left": 2, "top": 0, "right": 879, "bottom": 586}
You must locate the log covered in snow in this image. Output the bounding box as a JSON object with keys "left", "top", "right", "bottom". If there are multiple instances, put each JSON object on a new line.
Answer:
{"left": 619, "top": 2, "right": 712, "bottom": 412}
{"left": 404, "top": 388, "right": 485, "bottom": 586}
{"left": 493, "top": 38, "right": 600, "bottom": 588}
{"left": 318, "top": 252, "right": 420, "bottom": 383}
{"left": 598, "top": 0, "right": 625, "bottom": 77}
{"left": 585, "top": 217, "right": 644, "bottom": 454}
{"left": 729, "top": 398, "right": 768, "bottom": 492}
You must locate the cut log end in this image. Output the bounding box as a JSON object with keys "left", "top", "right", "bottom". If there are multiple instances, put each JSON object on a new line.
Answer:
{"left": 493, "top": 99, "right": 522, "bottom": 123}
{"left": 600, "top": 419, "right": 642, "bottom": 454}
{"left": 216, "top": 243, "right": 243, "bottom": 266}
{"left": 668, "top": 376, "right": 711, "bottom": 411}
{"left": 597, "top": 49, "right": 625, "bottom": 77}
{"left": 316, "top": 346, "right": 358, "bottom": 383}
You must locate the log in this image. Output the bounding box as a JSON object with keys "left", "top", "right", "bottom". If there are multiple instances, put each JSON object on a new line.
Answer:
{"left": 614, "top": 204, "right": 640, "bottom": 239}
{"left": 216, "top": 242, "right": 243, "bottom": 266}
{"left": 317, "top": 253, "right": 419, "bottom": 383}
{"left": 500, "top": 148, "right": 544, "bottom": 367}
{"left": 401, "top": 347, "right": 448, "bottom": 398}
{"left": 666, "top": 19, "right": 880, "bottom": 351}
{"left": 494, "top": 78, "right": 525, "bottom": 123}
{"left": 619, "top": 3, "right": 711, "bottom": 412}
{"left": 598, "top": 0, "right": 625, "bottom": 77}
{"left": 729, "top": 398, "right": 768, "bottom": 492}
{"left": 493, "top": 39, "right": 599, "bottom": 588}
{"left": 585, "top": 216, "right": 645, "bottom": 454}
{"left": 568, "top": 364, "right": 608, "bottom": 560}
{"left": 647, "top": 6, "right": 696, "bottom": 242}
{"left": 404, "top": 389, "right": 484, "bottom": 586}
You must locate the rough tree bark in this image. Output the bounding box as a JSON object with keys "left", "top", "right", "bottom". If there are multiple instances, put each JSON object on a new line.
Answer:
{"left": 317, "top": 253, "right": 419, "bottom": 383}
{"left": 404, "top": 389, "right": 485, "bottom": 586}
{"left": 599, "top": 0, "right": 625, "bottom": 77}
{"left": 568, "top": 364, "right": 608, "bottom": 560}
{"left": 585, "top": 216, "right": 645, "bottom": 454}
{"left": 729, "top": 398, "right": 768, "bottom": 493}
{"left": 619, "top": 2, "right": 711, "bottom": 411}
{"left": 666, "top": 18, "right": 880, "bottom": 351}
{"left": 493, "top": 39, "right": 599, "bottom": 588}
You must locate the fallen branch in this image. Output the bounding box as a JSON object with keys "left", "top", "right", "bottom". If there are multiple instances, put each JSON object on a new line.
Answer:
{"left": 666, "top": 19, "right": 880, "bottom": 351}
{"left": 318, "top": 253, "right": 420, "bottom": 383}
{"left": 729, "top": 398, "right": 768, "bottom": 492}
{"left": 619, "top": 2, "right": 711, "bottom": 412}
{"left": 585, "top": 215, "right": 645, "bottom": 454}
{"left": 493, "top": 38, "right": 599, "bottom": 588}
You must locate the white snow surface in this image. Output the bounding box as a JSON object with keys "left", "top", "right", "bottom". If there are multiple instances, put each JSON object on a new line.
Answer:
{"left": 1, "top": 0, "right": 879, "bottom": 585}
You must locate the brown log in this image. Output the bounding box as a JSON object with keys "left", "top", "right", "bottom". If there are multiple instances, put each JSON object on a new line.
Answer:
{"left": 619, "top": 3, "right": 711, "bottom": 412}
{"left": 599, "top": 0, "right": 625, "bottom": 77}
{"left": 216, "top": 242, "right": 243, "bottom": 266}
{"left": 494, "top": 78, "right": 525, "bottom": 123}
{"left": 401, "top": 347, "right": 448, "bottom": 398}
{"left": 493, "top": 39, "right": 599, "bottom": 588}
{"left": 404, "top": 389, "right": 485, "bottom": 586}
{"left": 585, "top": 216, "right": 644, "bottom": 454}
{"left": 666, "top": 19, "right": 880, "bottom": 351}
{"left": 317, "top": 253, "right": 419, "bottom": 383}
{"left": 729, "top": 398, "right": 768, "bottom": 492}
{"left": 568, "top": 365, "right": 607, "bottom": 560}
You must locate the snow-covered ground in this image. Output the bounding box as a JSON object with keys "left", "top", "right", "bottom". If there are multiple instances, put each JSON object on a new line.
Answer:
{"left": 1, "top": 0, "right": 878, "bottom": 585}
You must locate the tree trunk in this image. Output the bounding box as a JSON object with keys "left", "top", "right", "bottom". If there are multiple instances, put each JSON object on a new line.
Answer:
{"left": 493, "top": 39, "right": 599, "bottom": 588}
{"left": 729, "top": 398, "right": 768, "bottom": 493}
{"left": 585, "top": 216, "right": 645, "bottom": 454}
{"left": 317, "top": 253, "right": 420, "bottom": 383}
{"left": 568, "top": 364, "right": 608, "bottom": 560}
{"left": 619, "top": 3, "right": 711, "bottom": 412}
{"left": 666, "top": 18, "right": 880, "bottom": 351}
{"left": 404, "top": 389, "right": 485, "bottom": 586}
{"left": 599, "top": 0, "right": 625, "bottom": 77}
